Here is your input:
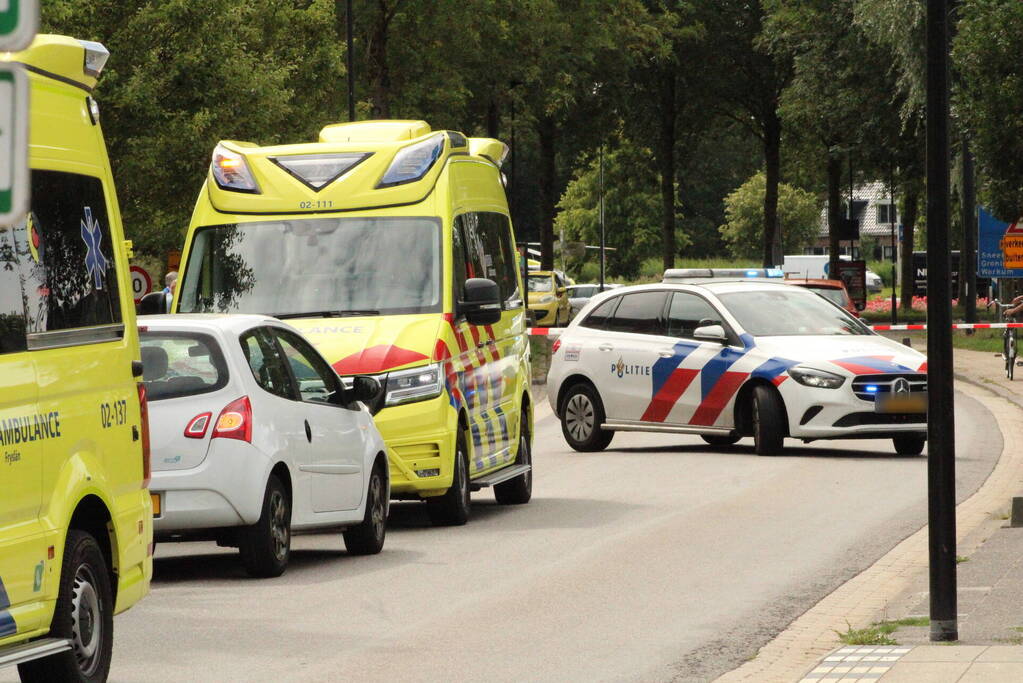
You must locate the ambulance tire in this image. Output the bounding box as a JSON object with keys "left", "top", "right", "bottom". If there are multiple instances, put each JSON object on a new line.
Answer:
{"left": 343, "top": 462, "right": 388, "bottom": 555}
{"left": 752, "top": 385, "right": 785, "bottom": 456}
{"left": 18, "top": 531, "right": 113, "bottom": 683}
{"left": 893, "top": 435, "right": 926, "bottom": 456}
{"left": 701, "top": 434, "right": 741, "bottom": 447}
{"left": 239, "top": 475, "right": 291, "bottom": 578}
{"left": 427, "top": 432, "right": 471, "bottom": 526}
{"left": 561, "top": 382, "right": 614, "bottom": 452}
{"left": 494, "top": 417, "right": 532, "bottom": 505}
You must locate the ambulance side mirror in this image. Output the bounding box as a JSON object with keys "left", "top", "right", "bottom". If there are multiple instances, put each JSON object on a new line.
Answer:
{"left": 460, "top": 278, "right": 502, "bottom": 326}
{"left": 138, "top": 291, "right": 171, "bottom": 316}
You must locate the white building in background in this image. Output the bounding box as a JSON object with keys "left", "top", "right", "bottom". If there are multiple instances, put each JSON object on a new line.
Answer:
{"left": 806, "top": 181, "right": 899, "bottom": 260}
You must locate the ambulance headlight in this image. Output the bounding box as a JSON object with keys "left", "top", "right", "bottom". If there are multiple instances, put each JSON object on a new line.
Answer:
{"left": 211, "top": 145, "right": 260, "bottom": 194}
{"left": 788, "top": 366, "right": 845, "bottom": 389}
{"left": 385, "top": 364, "right": 443, "bottom": 406}
{"left": 81, "top": 41, "right": 110, "bottom": 78}
{"left": 377, "top": 133, "right": 445, "bottom": 188}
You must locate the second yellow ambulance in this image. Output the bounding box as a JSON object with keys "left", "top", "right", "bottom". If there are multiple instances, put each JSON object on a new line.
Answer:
{"left": 172, "top": 121, "right": 532, "bottom": 525}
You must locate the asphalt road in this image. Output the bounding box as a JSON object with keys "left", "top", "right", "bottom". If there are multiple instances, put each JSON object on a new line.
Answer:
{"left": 4, "top": 387, "right": 1000, "bottom": 683}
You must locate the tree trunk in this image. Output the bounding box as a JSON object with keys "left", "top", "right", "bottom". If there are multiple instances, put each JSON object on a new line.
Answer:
{"left": 368, "top": 2, "right": 391, "bottom": 118}
{"left": 900, "top": 184, "right": 920, "bottom": 312}
{"left": 486, "top": 97, "right": 499, "bottom": 139}
{"left": 827, "top": 154, "right": 843, "bottom": 278}
{"left": 762, "top": 112, "right": 782, "bottom": 267}
{"left": 538, "top": 116, "right": 557, "bottom": 271}
{"left": 658, "top": 67, "right": 676, "bottom": 271}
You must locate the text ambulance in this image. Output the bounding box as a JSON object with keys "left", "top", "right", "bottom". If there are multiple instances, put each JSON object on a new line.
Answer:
{"left": 173, "top": 121, "right": 532, "bottom": 525}
{"left": 0, "top": 36, "right": 153, "bottom": 681}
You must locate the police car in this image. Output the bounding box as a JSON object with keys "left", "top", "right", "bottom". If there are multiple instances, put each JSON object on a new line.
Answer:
{"left": 547, "top": 269, "right": 929, "bottom": 456}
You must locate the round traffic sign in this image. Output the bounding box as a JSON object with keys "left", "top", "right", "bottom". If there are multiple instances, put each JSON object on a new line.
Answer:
{"left": 130, "top": 266, "right": 153, "bottom": 303}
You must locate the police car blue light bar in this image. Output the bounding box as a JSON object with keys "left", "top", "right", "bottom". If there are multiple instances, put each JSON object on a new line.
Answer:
{"left": 662, "top": 268, "right": 785, "bottom": 283}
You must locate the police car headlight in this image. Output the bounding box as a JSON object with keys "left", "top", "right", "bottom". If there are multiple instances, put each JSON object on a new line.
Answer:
{"left": 789, "top": 366, "right": 845, "bottom": 389}
{"left": 539, "top": 295, "right": 555, "bottom": 304}
{"left": 377, "top": 133, "right": 445, "bottom": 188}
{"left": 385, "top": 363, "right": 443, "bottom": 406}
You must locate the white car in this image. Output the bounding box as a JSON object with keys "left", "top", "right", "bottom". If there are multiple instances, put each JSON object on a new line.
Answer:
{"left": 547, "top": 273, "right": 928, "bottom": 456}
{"left": 140, "top": 314, "right": 389, "bottom": 577}
{"left": 567, "top": 283, "right": 620, "bottom": 320}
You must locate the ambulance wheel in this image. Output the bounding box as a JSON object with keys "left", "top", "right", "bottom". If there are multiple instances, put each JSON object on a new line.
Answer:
{"left": 239, "top": 475, "right": 291, "bottom": 578}
{"left": 752, "top": 385, "right": 785, "bottom": 456}
{"left": 561, "top": 382, "right": 614, "bottom": 452}
{"left": 343, "top": 462, "right": 388, "bottom": 555}
{"left": 18, "top": 531, "right": 113, "bottom": 683}
{"left": 427, "top": 431, "right": 471, "bottom": 526}
{"left": 495, "top": 417, "right": 532, "bottom": 505}
{"left": 701, "top": 434, "right": 741, "bottom": 447}
{"left": 893, "top": 435, "right": 926, "bottom": 456}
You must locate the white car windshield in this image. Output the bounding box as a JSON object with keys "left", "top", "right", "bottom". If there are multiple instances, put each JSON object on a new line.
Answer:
{"left": 177, "top": 217, "right": 442, "bottom": 316}
{"left": 718, "top": 288, "right": 870, "bottom": 336}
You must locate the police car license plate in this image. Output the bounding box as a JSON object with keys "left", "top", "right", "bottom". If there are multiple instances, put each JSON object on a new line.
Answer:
{"left": 875, "top": 393, "right": 928, "bottom": 414}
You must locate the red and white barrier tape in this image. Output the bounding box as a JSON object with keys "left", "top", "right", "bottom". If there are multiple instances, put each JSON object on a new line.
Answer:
{"left": 526, "top": 327, "right": 563, "bottom": 336}
{"left": 870, "top": 322, "right": 1023, "bottom": 331}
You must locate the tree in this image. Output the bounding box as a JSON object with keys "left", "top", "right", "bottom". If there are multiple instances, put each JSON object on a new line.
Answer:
{"left": 718, "top": 171, "right": 819, "bottom": 259}
{"left": 555, "top": 142, "right": 687, "bottom": 279}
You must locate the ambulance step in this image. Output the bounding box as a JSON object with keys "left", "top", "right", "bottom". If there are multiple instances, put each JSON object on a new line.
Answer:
{"left": 470, "top": 464, "right": 531, "bottom": 490}
{"left": 0, "top": 638, "right": 72, "bottom": 669}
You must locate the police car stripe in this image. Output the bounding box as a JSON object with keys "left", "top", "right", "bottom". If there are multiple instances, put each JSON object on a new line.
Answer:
{"left": 690, "top": 371, "right": 748, "bottom": 426}
{"left": 750, "top": 357, "right": 799, "bottom": 383}
{"left": 642, "top": 368, "right": 700, "bottom": 422}
{"left": 831, "top": 355, "right": 917, "bottom": 375}
{"left": 0, "top": 577, "right": 16, "bottom": 637}
{"left": 650, "top": 342, "right": 700, "bottom": 397}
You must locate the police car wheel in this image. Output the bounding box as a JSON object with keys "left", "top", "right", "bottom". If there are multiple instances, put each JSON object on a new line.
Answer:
{"left": 701, "top": 434, "right": 741, "bottom": 447}
{"left": 239, "top": 475, "right": 291, "bottom": 578}
{"left": 561, "top": 383, "right": 614, "bottom": 452}
{"left": 18, "top": 530, "right": 113, "bottom": 683}
{"left": 752, "top": 385, "right": 785, "bottom": 456}
{"left": 427, "top": 431, "right": 471, "bottom": 526}
{"left": 893, "top": 435, "right": 926, "bottom": 456}
{"left": 495, "top": 416, "right": 532, "bottom": 505}
{"left": 343, "top": 462, "right": 388, "bottom": 555}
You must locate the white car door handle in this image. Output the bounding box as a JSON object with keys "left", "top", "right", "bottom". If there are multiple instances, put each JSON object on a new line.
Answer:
{"left": 598, "top": 343, "right": 614, "bottom": 352}
{"left": 658, "top": 350, "right": 675, "bottom": 358}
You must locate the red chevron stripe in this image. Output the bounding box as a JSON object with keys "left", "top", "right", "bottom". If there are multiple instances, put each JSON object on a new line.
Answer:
{"left": 690, "top": 371, "right": 748, "bottom": 426}
{"left": 640, "top": 368, "right": 699, "bottom": 422}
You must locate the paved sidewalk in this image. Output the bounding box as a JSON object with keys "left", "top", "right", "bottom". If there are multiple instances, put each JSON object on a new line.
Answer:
{"left": 799, "top": 348, "right": 1023, "bottom": 682}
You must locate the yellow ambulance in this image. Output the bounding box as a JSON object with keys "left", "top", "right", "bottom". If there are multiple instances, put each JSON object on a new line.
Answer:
{"left": 172, "top": 121, "right": 533, "bottom": 525}
{"left": 0, "top": 36, "right": 153, "bottom": 680}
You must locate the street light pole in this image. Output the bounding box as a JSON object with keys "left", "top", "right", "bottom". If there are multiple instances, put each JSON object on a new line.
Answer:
{"left": 346, "top": 0, "right": 355, "bottom": 122}
{"left": 890, "top": 165, "right": 897, "bottom": 325}
{"left": 926, "top": 0, "right": 957, "bottom": 643}
{"left": 599, "top": 145, "right": 606, "bottom": 291}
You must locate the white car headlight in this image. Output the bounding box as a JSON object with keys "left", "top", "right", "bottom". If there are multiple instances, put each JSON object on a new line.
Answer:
{"left": 788, "top": 366, "right": 846, "bottom": 389}
{"left": 385, "top": 363, "right": 443, "bottom": 406}
{"left": 539, "top": 295, "right": 555, "bottom": 304}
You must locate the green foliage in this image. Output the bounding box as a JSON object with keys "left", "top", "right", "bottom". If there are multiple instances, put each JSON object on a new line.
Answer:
{"left": 555, "top": 143, "right": 689, "bottom": 279}
{"left": 719, "top": 172, "right": 819, "bottom": 258}
{"left": 955, "top": 0, "right": 1023, "bottom": 221}
{"left": 41, "top": 0, "right": 345, "bottom": 257}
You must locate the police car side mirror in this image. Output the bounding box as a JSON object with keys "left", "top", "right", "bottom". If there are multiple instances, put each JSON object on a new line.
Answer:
{"left": 138, "top": 291, "right": 171, "bottom": 316}
{"left": 693, "top": 324, "right": 728, "bottom": 344}
{"left": 460, "top": 278, "right": 502, "bottom": 326}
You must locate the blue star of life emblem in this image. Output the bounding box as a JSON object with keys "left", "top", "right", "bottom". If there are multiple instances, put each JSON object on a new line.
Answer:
{"left": 80, "top": 207, "right": 108, "bottom": 290}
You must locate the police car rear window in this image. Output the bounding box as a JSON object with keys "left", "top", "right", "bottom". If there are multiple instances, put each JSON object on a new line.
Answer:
{"left": 140, "top": 332, "right": 228, "bottom": 401}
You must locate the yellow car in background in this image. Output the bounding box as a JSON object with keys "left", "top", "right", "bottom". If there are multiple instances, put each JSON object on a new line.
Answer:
{"left": 527, "top": 271, "right": 571, "bottom": 327}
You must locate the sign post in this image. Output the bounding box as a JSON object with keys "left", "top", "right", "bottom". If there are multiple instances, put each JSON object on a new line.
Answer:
{"left": 130, "top": 266, "right": 153, "bottom": 304}
{"left": 0, "top": 0, "right": 38, "bottom": 52}
{"left": 0, "top": 0, "right": 37, "bottom": 227}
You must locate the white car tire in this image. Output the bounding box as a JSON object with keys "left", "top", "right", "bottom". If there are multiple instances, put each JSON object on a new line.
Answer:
{"left": 239, "top": 475, "right": 291, "bottom": 578}
{"left": 752, "top": 385, "right": 785, "bottom": 456}
{"left": 343, "top": 463, "right": 388, "bottom": 555}
{"left": 560, "top": 383, "right": 614, "bottom": 452}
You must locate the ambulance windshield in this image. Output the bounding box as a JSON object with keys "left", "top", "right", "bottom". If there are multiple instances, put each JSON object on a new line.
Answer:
{"left": 177, "top": 217, "right": 442, "bottom": 317}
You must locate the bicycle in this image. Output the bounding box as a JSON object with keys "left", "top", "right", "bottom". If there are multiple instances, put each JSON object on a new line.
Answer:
{"left": 986, "top": 300, "right": 1020, "bottom": 380}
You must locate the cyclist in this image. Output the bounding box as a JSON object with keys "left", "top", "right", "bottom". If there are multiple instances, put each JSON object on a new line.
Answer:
{"left": 1005, "top": 294, "right": 1023, "bottom": 319}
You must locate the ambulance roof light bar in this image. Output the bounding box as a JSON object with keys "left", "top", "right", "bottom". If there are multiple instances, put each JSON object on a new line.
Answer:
{"left": 80, "top": 41, "right": 110, "bottom": 78}
{"left": 662, "top": 268, "right": 785, "bottom": 283}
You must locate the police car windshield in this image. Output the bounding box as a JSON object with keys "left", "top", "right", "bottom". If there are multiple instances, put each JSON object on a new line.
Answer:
{"left": 177, "top": 218, "right": 442, "bottom": 316}
{"left": 717, "top": 289, "right": 870, "bottom": 336}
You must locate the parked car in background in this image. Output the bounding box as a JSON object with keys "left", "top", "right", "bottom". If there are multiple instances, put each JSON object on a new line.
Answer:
{"left": 528, "top": 270, "right": 571, "bottom": 326}
{"left": 567, "top": 283, "right": 620, "bottom": 320}
{"left": 140, "top": 315, "right": 389, "bottom": 578}
{"left": 785, "top": 278, "right": 860, "bottom": 316}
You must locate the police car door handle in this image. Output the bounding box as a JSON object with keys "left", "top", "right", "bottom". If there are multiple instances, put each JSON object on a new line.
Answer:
{"left": 658, "top": 350, "right": 674, "bottom": 358}
{"left": 598, "top": 343, "right": 614, "bottom": 352}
